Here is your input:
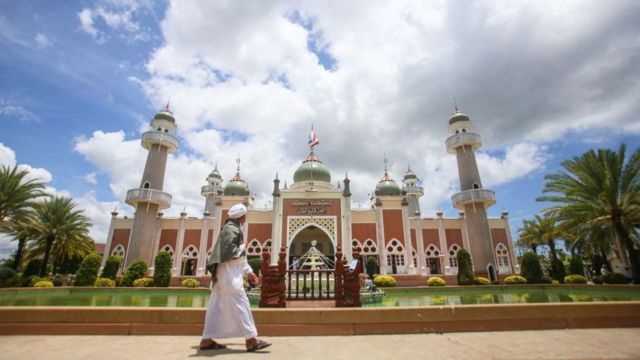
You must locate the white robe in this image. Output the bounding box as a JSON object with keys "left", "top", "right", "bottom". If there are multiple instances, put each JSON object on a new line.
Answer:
{"left": 202, "top": 256, "right": 258, "bottom": 340}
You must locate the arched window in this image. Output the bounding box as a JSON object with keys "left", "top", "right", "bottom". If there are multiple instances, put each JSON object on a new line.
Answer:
{"left": 247, "top": 239, "right": 262, "bottom": 256}
{"left": 448, "top": 244, "right": 461, "bottom": 270}
{"left": 361, "top": 239, "right": 378, "bottom": 255}
{"left": 496, "top": 243, "right": 511, "bottom": 273}
{"left": 352, "top": 239, "right": 362, "bottom": 252}
{"left": 385, "top": 239, "right": 405, "bottom": 269}
{"left": 411, "top": 248, "right": 417, "bottom": 267}
{"left": 425, "top": 244, "right": 441, "bottom": 274}
{"left": 181, "top": 245, "right": 198, "bottom": 276}
{"left": 143, "top": 181, "right": 150, "bottom": 189}
{"left": 111, "top": 244, "right": 125, "bottom": 257}
{"left": 160, "top": 245, "right": 174, "bottom": 262}
{"left": 263, "top": 240, "right": 272, "bottom": 252}
{"left": 473, "top": 182, "right": 480, "bottom": 189}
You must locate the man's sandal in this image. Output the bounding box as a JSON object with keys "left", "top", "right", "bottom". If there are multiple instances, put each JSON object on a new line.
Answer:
{"left": 200, "top": 342, "right": 227, "bottom": 350}
{"left": 246, "top": 339, "right": 272, "bottom": 352}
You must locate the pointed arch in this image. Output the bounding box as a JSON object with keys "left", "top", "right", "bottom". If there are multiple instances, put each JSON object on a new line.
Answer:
{"left": 496, "top": 243, "right": 511, "bottom": 274}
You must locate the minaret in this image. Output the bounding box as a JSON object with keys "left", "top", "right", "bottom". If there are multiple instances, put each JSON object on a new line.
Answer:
{"left": 445, "top": 105, "right": 497, "bottom": 280}
{"left": 124, "top": 104, "right": 178, "bottom": 270}
{"left": 201, "top": 164, "right": 223, "bottom": 216}
{"left": 402, "top": 166, "right": 424, "bottom": 216}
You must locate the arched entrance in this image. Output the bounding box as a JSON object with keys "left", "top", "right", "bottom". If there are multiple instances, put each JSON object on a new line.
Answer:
{"left": 289, "top": 225, "right": 334, "bottom": 268}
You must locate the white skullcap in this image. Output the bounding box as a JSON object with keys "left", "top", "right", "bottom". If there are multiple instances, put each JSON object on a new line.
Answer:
{"left": 228, "top": 204, "right": 247, "bottom": 219}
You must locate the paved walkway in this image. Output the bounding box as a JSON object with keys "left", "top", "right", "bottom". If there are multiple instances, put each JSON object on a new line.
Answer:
{"left": 1, "top": 328, "right": 639, "bottom": 359}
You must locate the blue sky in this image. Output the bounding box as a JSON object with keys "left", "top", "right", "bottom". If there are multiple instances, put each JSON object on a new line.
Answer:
{"left": 1, "top": 1, "right": 639, "bottom": 257}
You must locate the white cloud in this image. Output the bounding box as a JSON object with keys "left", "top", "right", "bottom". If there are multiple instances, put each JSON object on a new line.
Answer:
{"left": 78, "top": 8, "right": 101, "bottom": 41}
{"left": 74, "top": 191, "right": 118, "bottom": 244}
{"left": 0, "top": 98, "right": 40, "bottom": 123}
{"left": 477, "top": 143, "right": 548, "bottom": 188}
{"left": 34, "top": 33, "right": 53, "bottom": 49}
{"left": 77, "top": 1, "right": 152, "bottom": 43}
{"left": 83, "top": 172, "right": 98, "bottom": 185}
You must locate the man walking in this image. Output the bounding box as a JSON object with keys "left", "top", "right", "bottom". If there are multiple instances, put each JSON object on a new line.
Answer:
{"left": 200, "top": 203, "right": 271, "bottom": 352}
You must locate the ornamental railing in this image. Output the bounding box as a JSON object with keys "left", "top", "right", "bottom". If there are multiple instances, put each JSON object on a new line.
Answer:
{"left": 125, "top": 188, "right": 172, "bottom": 210}
{"left": 141, "top": 131, "right": 179, "bottom": 153}
{"left": 451, "top": 189, "right": 496, "bottom": 209}
{"left": 445, "top": 132, "right": 481, "bottom": 153}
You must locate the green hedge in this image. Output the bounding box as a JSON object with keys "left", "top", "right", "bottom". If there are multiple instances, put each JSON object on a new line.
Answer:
{"left": 427, "top": 276, "right": 446, "bottom": 286}
{"left": 181, "top": 278, "right": 199, "bottom": 288}
{"left": 133, "top": 277, "right": 154, "bottom": 287}
{"left": 473, "top": 276, "right": 490, "bottom": 285}
{"left": 100, "top": 256, "right": 121, "bottom": 280}
{"left": 456, "top": 249, "right": 474, "bottom": 286}
{"left": 120, "top": 260, "right": 147, "bottom": 287}
{"left": 153, "top": 252, "right": 172, "bottom": 287}
{"left": 94, "top": 277, "right": 115, "bottom": 287}
{"left": 74, "top": 253, "right": 102, "bottom": 286}
{"left": 569, "top": 257, "right": 585, "bottom": 276}
{"left": 601, "top": 272, "right": 631, "bottom": 284}
{"left": 373, "top": 274, "right": 396, "bottom": 287}
{"left": 520, "top": 252, "right": 543, "bottom": 284}
{"left": 0, "top": 266, "right": 19, "bottom": 288}
{"left": 504, "top": 275, "right": 527, "bottom": 284}
{"left": 564, "top": 274, "right": 587, "bottom": 284}
{"left": 247, "top": 257, "right": 262, "bottom": 275}
{"left": 365, "top": 257, "right": 378, "bottom": 279}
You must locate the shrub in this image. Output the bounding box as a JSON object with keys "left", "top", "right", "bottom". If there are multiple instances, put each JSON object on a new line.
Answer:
{"left": 456, "top": 249, "right": 474, "bottom": 286}
{"left": 33, "top": 280, "right": 53, "bottom": 288}
{"left": 427, "top": 276, "right": 446, "bottom": 287}
{"left": 504, "top": 275, "right": 527, "bottom": 284}
{"left": 473, "top": 276, "right": 490, "bottom": 285}
{"left": 520, "top": 252, "right": 543, "bottom": 284}
{"left": 550, "top": 258, "right": 566, "bottom": 283}
{"left": 564, "top": 274, "right": 588, "bottom": 284}
{"left": 0, "top": 266, "right": 19, "bottom": 288}
{"left": 94, "top": 277, "right": 115, "bottom": 287}
{"left": 601, "top": 272, "right": 631, "bottom": 284}
{"left": 133, "top": 277, "right": 155, "bottom": 287}
{"left": 373, "top": 274, "right": 396, "bottom": 287}
{"left": 74, "top": 253, "right": 102, "bottom": 286}
{"left": 569, "top": 256, "right": 585, "bottom": 276}
{"left": 50, "top": 276, "right": 64, "bottom": 287}
{"left": 551, "top": 279, "right": 559, "bottom": 285}
{"left": 247, "top": 257, "right": 262, "bottom": 275}
{"left": 181, "top": 278, "right": 199, "bottom": 288}
{"left": 153, "top": 252, "right": 172, "bottom": 287}
{"left": 120, "top": 260, "right": 147, "bottom": 287}
{"left": 100, "top": 256, "right": 121, "bottom": 280}
{"left": 365, "top": 257, "right": 378, "bottom": 279}
{"left": 540, "top": 276, "right": 552, "bottom": 284}
{"left": 22, "top": 259, "right": 43, "bottom": 286}
{"left": 29, "top": 276, "right": 48, "bottom": 287}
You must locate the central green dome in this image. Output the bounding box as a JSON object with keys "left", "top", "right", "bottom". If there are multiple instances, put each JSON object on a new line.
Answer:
{"left": 375, "top": 171, "right": 401, "bottom": 196}
{"left": 293, "top": 152, "right": 332, "bottom": 183}
{"left": 223, "top": 171, "right": 249, "bottom": 196}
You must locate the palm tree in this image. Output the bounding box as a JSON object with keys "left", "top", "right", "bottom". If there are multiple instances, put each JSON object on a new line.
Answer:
{"left": 26, "top": 196, "right": 93, "bottom": 277}
{"left": 538, "top": 144, "right": 640, "bottom": 283}
{"left": 0, "top": 165, "right": 45, "bottom": 228}
{"left": 519, "top": 213, "right": 564, "bottom": 281}
{"left": 0, "top": 213, "right": 37, "bottom": 271}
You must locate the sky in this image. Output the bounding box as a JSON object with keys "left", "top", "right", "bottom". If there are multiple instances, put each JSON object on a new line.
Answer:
{"left": 1, "top": 0, "right": 639, "bottom": 258}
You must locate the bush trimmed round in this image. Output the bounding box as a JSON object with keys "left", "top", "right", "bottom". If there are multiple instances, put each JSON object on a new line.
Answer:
{"left": 181, "top": 278, "right": 199, "bottom": 288}
{"left": 153, "top": 252, "right": 172, "bottom": 287}
{"left": 29, "top": 276, "right": 48, "bottom": 287}
{"left": 94, "top": 277, "right": 115, "bottom": 287}
{"left": 120, "top": 260, "right": 147, "bottom": 287}
{"left": 564, "top": 274, "right": 587, "bottom": 284}
{"left": 133, "top": 277, "right": 155, "bottom": 287}
{"left": 0, "top": 266, "right": 19, "bottom": 288}
{"left": 34, "top": 280, "right": 53, "bottom": 288}
{"left": 100, "top": 256, "right": 121, "bottom": 280}
{"left": 601, "top": 272, "right": 631, "bottom": 284}
{"left": 520, "top": 252, "right": 543, "bottom": 284}
{"left": 504, "top": 275, "right": 527, "bottom": 284}
{"left": 373, "top": 274, "right": 396, "bottom": 287}
{"left": 74, "top": 253, "right": 102, "bottom": 286}
{"left": 473, "top": 276, "right": 490, "bottom": 285}
{"left": 427, "top": 276, "right": 446, "bottom": 286}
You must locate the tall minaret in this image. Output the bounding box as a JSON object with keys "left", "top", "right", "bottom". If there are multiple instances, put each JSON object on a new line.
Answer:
{"left": 201, "top": 164, "right": 223, "bottom": 216}
{"left": 402, "top": 166, "right": 424, "bottom": 216}
{"left": 445, "top": 105, "right": 497, "bottom": 280}
{"left": 124, "top": 104, "right": 178, "bottom": 270}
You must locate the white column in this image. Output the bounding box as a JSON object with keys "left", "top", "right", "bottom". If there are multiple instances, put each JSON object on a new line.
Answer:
{"left": 342, "top": 196, "right": 353, "bottom": 261}
{"left": 173, "top": 212, "right": 187, "bottom": 275}
{"left": 437, "top": 212, "right": 448, "bottom": 275}
{"left": 196, "top": 215, "right": 209, "bottom": 275}
{"left": 401, "top": 204, "right": 415, "bottom": 274}
{"left": 415, "top": 216, "right": 426, "bottom": 275}
{"left": 271, "top": 197, "right": 281, "bottom": 264}
{"left": 100, "top": 211, "right": 118, "bottom": 270}
{"left": 375, "top": 200, "right": 387, "bottom": 274}
{"left": 502, "top": 211, "right": 517, "bottom": 274}
{"left": 148, "top": 218, "right": 163, "bottom": 276}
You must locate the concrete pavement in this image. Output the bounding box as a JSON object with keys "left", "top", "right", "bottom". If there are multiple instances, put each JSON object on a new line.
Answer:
{"left": 1, "top": 328, "right": 639, "bottom": 359}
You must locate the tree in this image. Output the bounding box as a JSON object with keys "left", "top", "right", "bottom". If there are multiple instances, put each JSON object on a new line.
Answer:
{"left": 520, "top": 252, "right": 544, "bottom": 284}
{"left": 0, "top": 165, "right": 45, "bottom": 228}
{"left": 456, "top": 249, "right": 474, "bottom": 285}
{"left": 153, "top": 251, "right": 172, "bottom": 287}
{"left": 101, "top": 256, "right": 121, "bottom": 280}
{"left": 121, "top": 260, "right": 147, "bottom": 287}
{"left": 519, "top": 213, "right": 565, "bottom": 282}
{"left": 538, "top": 144, "right": 640, "bottom": 283}
{"left": 25, "top": 196, "right": 93, "bottom": 277}
{"left": 73, "top": 253, "right": 102, "bottom": 286}
{"left": 0, "top": 213, "right": 36, "bottom": 271}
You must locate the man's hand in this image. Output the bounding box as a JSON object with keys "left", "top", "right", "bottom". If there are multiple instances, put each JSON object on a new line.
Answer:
{"left": 247, "top": 272, "right": 259, "bottom": 286}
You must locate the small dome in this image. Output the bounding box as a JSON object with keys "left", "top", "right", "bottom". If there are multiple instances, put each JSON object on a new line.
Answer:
{"left": 403, "top": 166, "right": 418, "bottom": 181}
{"left": 154, "top": 109, "right": 175, "bottom": 123}
{"left": 375, "top": 171, "right": 401, "bottom": 196}
{"left": 448, "top": 111, "right": 470, "bottom": 125}
{"left": 293, "top": 152, "right": 332, "bottom": 183}
{"left": 207, "top": 166, "right": 222, "bottom": 180}
{"left": 223, "top": 172, "right": 249, "bottom": 196}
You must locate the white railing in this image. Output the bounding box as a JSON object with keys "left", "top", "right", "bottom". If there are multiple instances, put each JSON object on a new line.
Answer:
{"left": 141, "top": 131, "right": 179, "bottom": 153}
{"left": 200, "top": 185, "right": 218, "bottom": 195}
{"left": 126, "top": 188, "right": 172, "bottom": 209}
{"left": 451, "top": 189, "right": 496, "bottom": 209}
{"left": 445, "top": 132, "right": 481, "bottom": 153}
{"left": 404, "top": 185, "right": 424, "bottom": 196}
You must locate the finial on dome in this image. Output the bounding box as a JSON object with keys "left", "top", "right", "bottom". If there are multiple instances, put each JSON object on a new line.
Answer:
{"left": 163, "top": 99, "right": 172, "bottom": 114}
{"left": 236, "top": 158, "right": 241, "bottom": 172}
{"left": 383, "top": 153, "right": 389, "bottom": 172}
{"left": 453, "top": 97, "right": 459, "bottom": 113}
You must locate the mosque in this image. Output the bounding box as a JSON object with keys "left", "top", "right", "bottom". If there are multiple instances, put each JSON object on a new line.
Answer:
{"left": 100, "top": 106, "right": 518, "bottom": 283}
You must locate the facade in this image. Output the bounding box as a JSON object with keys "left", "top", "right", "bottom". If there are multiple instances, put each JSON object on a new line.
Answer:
{"left": 101, "top": 107, "right": 518, "bottom": 281}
